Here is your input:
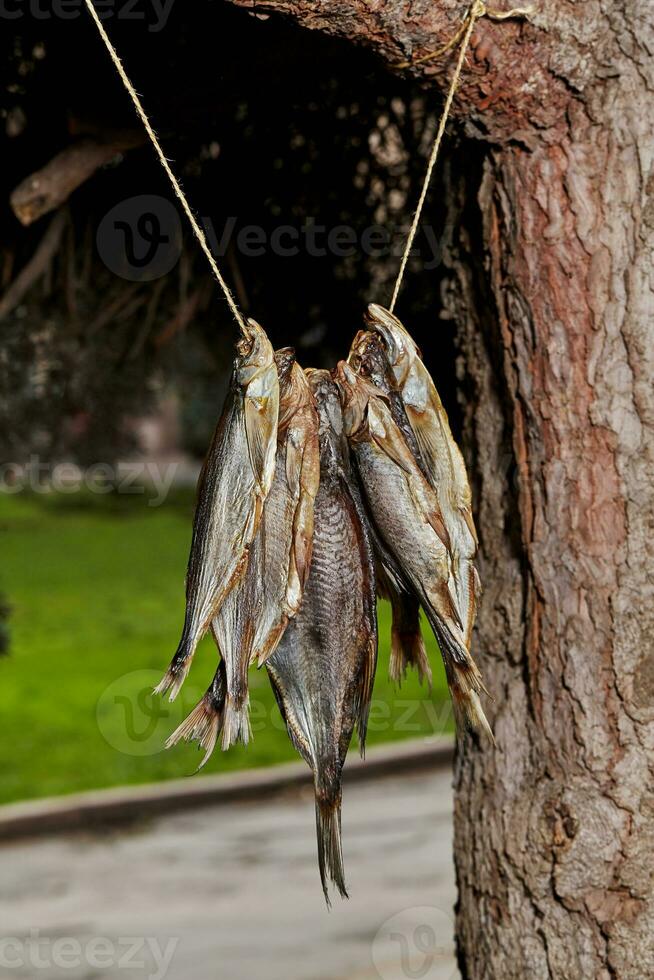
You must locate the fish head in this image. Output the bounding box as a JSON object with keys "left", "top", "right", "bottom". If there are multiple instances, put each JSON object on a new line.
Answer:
{"left": 306, "top": 368, "right": 343, "bottom": 440}
{"left": 332, "top": 360, "right": 369, "bottom": 438}
{"left": 277, "top": 357, "right": 316, "bottom": 431}
{"left": 364, "top": 304, "right": 420, "bottom": 388}
{"left": 235, "top": 318, "right": 276, "bottom": 388}
{"left": 274, "top": 347, "right": 297, "bottom": 388}
{"left": 347, "top": 329, "right": 394, "bottom": 393}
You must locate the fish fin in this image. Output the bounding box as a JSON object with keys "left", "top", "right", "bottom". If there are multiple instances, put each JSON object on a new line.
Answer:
{"left": 473, "top": 563, "right": 482, "bottom": 598}
{"left": 153, "top": 633, "right": 196, "bottom": 702}
{"left": 342, "top": 474, "right": 378, "bottom": 758}
{"left": 460, "top": 504, "right": 479, "bottom": 549}
{"left": 284, "top": 433, "right": 318, "bottom": 622}
{"left": 423, "top": 504, "right": 452, "bottom": 553}
{"left": 292, "top": 431, "right": 320, "bottom": 592}
{"left": 285, "top": 429, "right": 302, "bottom": 497}
{"left": 432, "top": 624, "right": 493, "bottom": 743}
{"left": 460, "top": 561, "right": 481, "bottom": 650}
{"left": 315, "top": 789, "right": 348, "bottom": 906}
{"left": 406, "top": 398, "right": 459, "bottom": 488}
{"left": 354, "top": 632, "right": 377, "bottom": 756}
{"left": 254, "top": 618, "right": 288, "bottom": 667}
{"left": 165, "top": 661, "right": 226, "bottom": 767}
{"left": 450, "top": 684, "right": 495, "bottom": 745}
{"left": 425, "top": 605, "right": 490, "bottom": 700}
{"left": 165, "top": 695, "right": 220, "bottom": 770}
{"left": 220, "top": 695, "right": 252, "bottom": 751}
{"left": 425, "top": 578, "right": 464, "bottom": 636}
{"left": 367, "top": 399, "right": 416, "bottom": 475}
{"left": 244, "top": 395, "right": 276, "bottom": 492}
{"left": 389, "top": 623, "right": 432, "bottom": 690}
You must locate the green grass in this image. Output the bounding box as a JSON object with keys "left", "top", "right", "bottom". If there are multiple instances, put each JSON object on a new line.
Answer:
{"left": 0, "top": 489, "right": 452, "bottom": 806}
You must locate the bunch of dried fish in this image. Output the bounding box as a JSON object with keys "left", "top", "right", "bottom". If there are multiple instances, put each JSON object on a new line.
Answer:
{"left": 156, "top": 305, "right": 491, "bottom": 903}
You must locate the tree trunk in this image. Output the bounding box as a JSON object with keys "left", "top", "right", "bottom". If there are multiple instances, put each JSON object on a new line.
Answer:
{"left": 232, "top": 2, "right": 654, "bottom": 975}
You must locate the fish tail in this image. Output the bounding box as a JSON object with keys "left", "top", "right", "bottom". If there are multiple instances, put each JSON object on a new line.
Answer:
{"left": 389, "top": 625, "right": 432, "bottom": 689}
{"left": 153, "top": 631, "right": 197, "bottom": 702}
{"left": 425, "top": 611, "right": 493, "bottom": 742}
{"left": 445, "top": 661, "right": 494, "bottom": 744}
{"left": 165, "top": 693, "right": 220, "bottom": 770}
{"left": 314, "top": 782, "right": 348, "bottom": 906}
{"left": 220, "top": 694, "right": 252, "bottom": 751}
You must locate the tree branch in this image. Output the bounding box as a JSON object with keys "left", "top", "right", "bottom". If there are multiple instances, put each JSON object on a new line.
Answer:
{"left": 226, "top": 0, "right": 569, "bottom": 143}
{"left": 10, "top": 131, "right": 144, "bottom": 227}
{"left": 0, "top": 210, "right": 68, "bottom": 320}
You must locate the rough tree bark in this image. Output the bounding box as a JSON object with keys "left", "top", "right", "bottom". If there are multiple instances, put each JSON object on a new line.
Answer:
{"left": 229, "top": 3, "right": 654, "bottom": 977}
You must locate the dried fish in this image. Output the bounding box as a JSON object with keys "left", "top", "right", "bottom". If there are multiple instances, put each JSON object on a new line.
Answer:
{"left": 335, "top": 360, "right": 491, "bottom": 741}
{"left": 214, "top": 349, "right": 320, "bottom": 749}
{"left": 266, "top": 369, "right": 377, "bottom": 903}
{"left": 156, "top": 318, "right": 279, "bottom": 701}
{"left": 168, "top": 348, "right": 320, "bottom": 752}
{"left": 252, "top": 349, "right": 320, "bottom": 667}
{"left": 365, "top": 303, "right": 480, "bottom": 650}
{"left": 347, "top": 329, "right": 433, "bottom": 686}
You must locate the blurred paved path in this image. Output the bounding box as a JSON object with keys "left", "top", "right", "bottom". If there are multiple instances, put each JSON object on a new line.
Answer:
{"left": 0, "top": 770, "right": 458, "bottom": 980}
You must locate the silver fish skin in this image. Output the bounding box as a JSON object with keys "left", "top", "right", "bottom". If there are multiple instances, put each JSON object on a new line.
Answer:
{"left": 168, "top": 349, "right": 320, "bottom": 753}
{"left": 365, "top": 304, "right": 480, "bottom": 650}
{"left": 155, "top": 318, "right": 279, "bottom": 702}
{"left": 334, "top": 360, "right": 492, "bottom": 742}
{"left": 348, "top": 329, "right": 437, "bottom": 687}
{"left": 266, "top": 369, "right": 377, "bottom": 904}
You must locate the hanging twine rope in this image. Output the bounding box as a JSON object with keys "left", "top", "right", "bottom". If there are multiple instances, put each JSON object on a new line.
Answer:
{"left": 83, "top": 0, "right": 247, "bottom": 335}
{"left": 389, "top": 1, "right": 532, "bottom": 313}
